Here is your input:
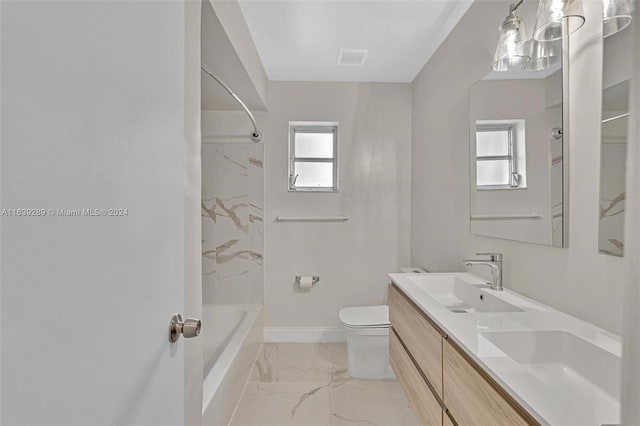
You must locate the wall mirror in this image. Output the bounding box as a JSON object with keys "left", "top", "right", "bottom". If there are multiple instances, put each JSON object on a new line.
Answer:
{"left": 469, "top": 0, "right": 567, "bottom": 247}
{"left": 598, "top": 5, "right": 634, "bottom": 257}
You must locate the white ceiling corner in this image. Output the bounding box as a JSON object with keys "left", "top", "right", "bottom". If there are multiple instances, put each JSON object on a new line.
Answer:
{"left": 201, "top": 0, "right": 267, "bottom": 111}
{"left": 237, "top": 0, "right": 474, "bottom": 83}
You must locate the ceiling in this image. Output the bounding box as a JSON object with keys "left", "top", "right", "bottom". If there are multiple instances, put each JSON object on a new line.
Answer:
{"left": 237, "top": 0, "right": 473, "bottom": 83}
{"left": 201, "top": 0, "right": 266, "bottom": 111}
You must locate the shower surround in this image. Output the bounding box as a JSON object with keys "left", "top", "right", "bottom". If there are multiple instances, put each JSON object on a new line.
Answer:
{"left": 202, "top": 141, "right": 264, "bottom": 304}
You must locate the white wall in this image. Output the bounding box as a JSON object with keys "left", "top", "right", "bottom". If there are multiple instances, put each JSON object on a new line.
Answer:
{"left": 201, "top": 1, "right": 266, "bottom": 111}
{"left": 411, "top": 0, "right": 626, "bottom": 333}
{"left": 622, "top": 3, "right": 640, "bottom": 422}
{"left": 263, "top": 82, "right": 411, "bottom": 332}
{"left": 207, "top": 0, "right": 268, "bottom": 108}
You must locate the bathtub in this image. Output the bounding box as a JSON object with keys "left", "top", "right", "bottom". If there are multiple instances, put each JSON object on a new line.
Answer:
{"left": 202, "top": 304, "right": 263, "bottom": 426}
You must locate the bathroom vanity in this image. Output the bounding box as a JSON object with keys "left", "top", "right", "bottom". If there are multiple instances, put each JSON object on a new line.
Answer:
{"left": 388, "top": 273, "right": 622, "bottom": 426}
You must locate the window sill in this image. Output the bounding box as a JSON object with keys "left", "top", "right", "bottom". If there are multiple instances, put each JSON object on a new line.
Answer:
{"left": 288, "top": 187, "right": 339, "bottom": 193}
{"left": 476, "top": 185, "right": 527, "bottom": 191}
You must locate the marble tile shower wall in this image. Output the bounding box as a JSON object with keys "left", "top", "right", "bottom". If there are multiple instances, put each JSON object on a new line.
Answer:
{"left": 202, "top": 142, "right": 264, "bottom": 304}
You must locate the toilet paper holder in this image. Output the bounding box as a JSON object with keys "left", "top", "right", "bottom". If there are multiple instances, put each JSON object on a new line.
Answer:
{"left": 295, "top": 275, "right": 320, "bottom": 286}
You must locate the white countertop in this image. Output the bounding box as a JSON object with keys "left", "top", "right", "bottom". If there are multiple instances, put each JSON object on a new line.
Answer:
{"left": 389, "top": 272, "right": 622, "bottom": 426}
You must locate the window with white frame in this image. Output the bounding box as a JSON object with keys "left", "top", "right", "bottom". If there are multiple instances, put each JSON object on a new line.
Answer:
{"left": 288, "top": 122, "right": 338, "bottom": 191}
{"left": 475, "top": 122, "right": 525, "bottom": 189}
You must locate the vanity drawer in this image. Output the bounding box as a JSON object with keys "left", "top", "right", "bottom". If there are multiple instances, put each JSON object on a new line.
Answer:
{"left": 390, "top": 328, "right": 443, "bottom": 426}
{"left": 443, "top": 339, "right": 534, "bottom": 426}
{"left": 389, "top": 284, "right": 444, "bottom": 398}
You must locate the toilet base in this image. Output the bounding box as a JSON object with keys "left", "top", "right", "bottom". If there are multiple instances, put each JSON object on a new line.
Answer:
{"left": 344, "top": 327, "right": 396, "bottom": 379}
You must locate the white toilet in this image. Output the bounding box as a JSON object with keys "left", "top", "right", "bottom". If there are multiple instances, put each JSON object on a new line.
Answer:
{"left": 338, "top": 305, "right": 395, "bottom": 379}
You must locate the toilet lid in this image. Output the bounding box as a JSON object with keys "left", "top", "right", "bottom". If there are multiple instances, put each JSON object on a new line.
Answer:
{"left": 339, "top": 305, "right": 390, "bottom": 328}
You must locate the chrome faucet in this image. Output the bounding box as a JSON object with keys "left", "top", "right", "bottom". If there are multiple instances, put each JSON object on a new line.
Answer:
{"left": 463, "top": 253, "right": 503, "bottom": 291}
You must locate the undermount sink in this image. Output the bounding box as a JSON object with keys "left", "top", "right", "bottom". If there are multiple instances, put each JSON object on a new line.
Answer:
{"left": 407, "top": 274, "right": 523, "bottom": 313}
{"left": 481, "top": 330, "right": 621, "bottom": 407}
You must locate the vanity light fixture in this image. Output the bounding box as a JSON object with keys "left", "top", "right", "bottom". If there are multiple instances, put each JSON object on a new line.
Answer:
{"left": 603, "top": 0, "right": 634, "bottom": 38}
{"left": 492, "top": 0, "right": 531, "bottom": 71}
{"left": 532, "top": 0, "right": 585, "bottom": 41}
{"left": 493, "top": 0, "right": 586, "bottom": 72}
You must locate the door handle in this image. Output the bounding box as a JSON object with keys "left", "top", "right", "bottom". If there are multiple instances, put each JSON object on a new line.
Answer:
{"left": 169, "top": 313, "right": 201, "bottom": 343}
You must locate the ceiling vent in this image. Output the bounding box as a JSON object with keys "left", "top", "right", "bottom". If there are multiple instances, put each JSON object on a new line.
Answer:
{"left": 337, "top": 49, "right": 368, "bottom": 66}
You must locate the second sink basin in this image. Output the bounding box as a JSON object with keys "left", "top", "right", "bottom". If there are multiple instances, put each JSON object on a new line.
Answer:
{"left": 406, "top": 274, "right": 523, "bottom": 313}
{"left": 480, "top": 330, "right": 621, "bottom": 420}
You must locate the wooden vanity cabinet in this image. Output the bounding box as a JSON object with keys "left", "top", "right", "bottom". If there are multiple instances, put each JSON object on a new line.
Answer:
{"left": 443, "top": 339, "right": 530, "bottom": 426}
{"left": 390, "top": 329, "right": 443, "bottom": 426}
{"left": 388, "top": 283, "right": 538, "bottom": 426}
{"left": 388, "top": 284, "right": 444, "bottom": 398}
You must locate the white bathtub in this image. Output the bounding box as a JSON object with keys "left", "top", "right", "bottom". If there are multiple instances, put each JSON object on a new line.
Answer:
{"left": 202, "top": 304, "right": 263, "bottom": 426}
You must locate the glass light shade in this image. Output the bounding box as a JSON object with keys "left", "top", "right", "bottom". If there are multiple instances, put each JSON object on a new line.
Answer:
{"left": 603, "top": 0, "right": 634, "bottom": 38}
{"left": 492, "top": 14, "right": 530, "bottom": 71}
{"left": 525, "top": 38, "right": 562, "bottom": 71}
{"left": 532, "top": 0, "right": 586, "bottom": 41}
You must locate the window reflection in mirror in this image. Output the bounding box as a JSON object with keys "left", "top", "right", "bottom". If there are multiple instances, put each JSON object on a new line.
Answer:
{"left": 598, "top": 9, "right": 634, "bottom": 257}
{"left": 475, "top": 120, "right": 527, "bottom": 189}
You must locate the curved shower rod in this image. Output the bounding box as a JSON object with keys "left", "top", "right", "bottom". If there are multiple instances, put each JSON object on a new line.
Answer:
{"left": 200, "top": 62, "right": 263, "bottom": 143}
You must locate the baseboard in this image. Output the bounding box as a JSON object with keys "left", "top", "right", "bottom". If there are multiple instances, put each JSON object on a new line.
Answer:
{"left": 263, "top": 327, "right": 345, "bottom": 343}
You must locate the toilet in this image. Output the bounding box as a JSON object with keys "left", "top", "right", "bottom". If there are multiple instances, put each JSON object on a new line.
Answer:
{"left": 338, "top": 305, "right": 395, "bottom": 379}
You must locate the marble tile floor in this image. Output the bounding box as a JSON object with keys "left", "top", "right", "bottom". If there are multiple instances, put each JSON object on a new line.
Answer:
{"left": 228, "top": 343, "right": 419, "bottom": 426}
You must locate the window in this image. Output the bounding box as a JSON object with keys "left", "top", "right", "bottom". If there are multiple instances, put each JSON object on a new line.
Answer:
{"left": 475, "top": 122, "right": 525, "bottom": 189}
{"left": 289, "top": 122, "right": 338, "bottom": 192}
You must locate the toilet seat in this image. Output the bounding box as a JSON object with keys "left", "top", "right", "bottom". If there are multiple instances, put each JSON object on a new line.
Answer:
{"left": 339, "top": 305, "right": 390, "bottom": 329}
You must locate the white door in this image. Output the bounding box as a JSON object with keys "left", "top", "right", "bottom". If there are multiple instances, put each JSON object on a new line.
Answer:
{"left": 0, "top": 1, "right": 203, "bottom": 425}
